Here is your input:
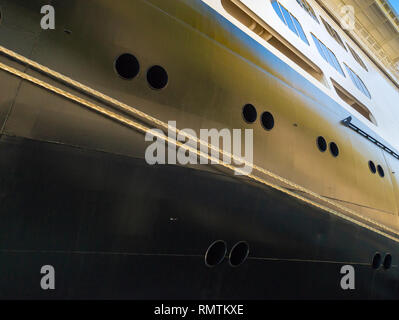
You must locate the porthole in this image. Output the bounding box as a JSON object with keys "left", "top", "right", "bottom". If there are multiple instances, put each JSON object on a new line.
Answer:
{"left": 261, "top": 112, "right": 274, "bottom": 130}
{"left": 372, "top": 252, "right": 382, "bottom": 269}
{"left": 329, "top": 142, "right": 339, "bottom": 157}
{"left": 383, "top": 253, "right": 392, "bottom": 270}
{"left": 229, "top": 241, "right": 250, "bottom": 267}
{"left": 377, "top": 165, "right": 385, "bottom": 178}
{"left": 205, "top": 240, "right": 227, "bottom": 267}
{"left": 114, "top": 53, "right": 140, "bottom": 80}
{"left": 242, "top": 104, "right": 257, "bottom": 123}
{"left": 368, "top": 161, "right": 376, "bottom": 174}
{"left": 147, "top": 65, "right": 168, "bottom": 90}
{"left": 317, "top": 136, "right": 327, "bottom": 152}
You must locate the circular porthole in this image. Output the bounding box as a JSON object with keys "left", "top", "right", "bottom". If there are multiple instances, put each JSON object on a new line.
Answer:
{"left": 114, "top": 53, "right": 140, "bottom": 80}
{"left": 317, "top": 136, "right": 327, "bottom": 152}
{"left": 229, "top": 241, "right": 250, "bottom": 267}
{"left": 261, "top": 112, "right": 274, "bottom": 131}
{"left": 242, "top": 104, "right": 257, "bottom": 123}
{"left": 377, "top": 165, "right": 385, "bottom": 178}
{"left": 205, "top": 240, "right": 227, "bottom": 267}
{"left": 372, "top": 252, "right": 382, "bottom": 269}
{"left": 383, "top": 253, "right": 392, "bottom": 270}
{"left": 147, "top": 65, "right": 168, "bottom": 90}
{"left": 368, "top": 161, "right": 376, "bottom": 174}
{"left": 329, "top": 142, "right": 339, "bottom": 157}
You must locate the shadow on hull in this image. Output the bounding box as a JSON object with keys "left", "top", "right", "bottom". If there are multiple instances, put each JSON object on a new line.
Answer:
{"left": 0, "top": 135, "right": 397, "bottom": 299}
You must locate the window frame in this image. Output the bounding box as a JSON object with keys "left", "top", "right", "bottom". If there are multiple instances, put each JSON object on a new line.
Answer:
{"left": 311, "top": 33, "right": 345, "bottom": 77}
{"left": 344, "top": 64, "right": 371, "bottom": 99}
{"left": 272, "top": 0, "right": 310, "bottom": 45}
{"left": 320, "top": 17, "right": 347, "bottom": 51}
{"left": 296, "top": 0, "right": 320, "bottom": 23}
{"left": 347, "top": 43, "right": 368, "bottom": 72}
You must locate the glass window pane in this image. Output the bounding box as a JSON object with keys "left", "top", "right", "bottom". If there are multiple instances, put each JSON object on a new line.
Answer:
{"left": 312, "top": 35, "right": 328, "bottom": 62}
{"left": 312, "top": 35, "right": 324, "bottom": 59}
{"left": 358, "top": 78, "right": 371, "bottom": 98}
{"left": 272, "top": 1, "right": 286, "bottom": 25}
{"left": 280, "top": 5, "right": 298, "bottom": 35}
{"left": 321, "top": 42, "right": 334, "bottom": 66}
{"left": 345, "top": 65, "right": 357, "bottom": 85}
{"left": 353, "top": 74, "right": 363, "bottom": 91}
{"left": 292, "top": 16, "right": 309, "bottom": 44}
{"left": 327, "top": 49, "right": 338, "bottom": 69}
{"left": 328, "top": 50, "right": 344, "bottom": 76}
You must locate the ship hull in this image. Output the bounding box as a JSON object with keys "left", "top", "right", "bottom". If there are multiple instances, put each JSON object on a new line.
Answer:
{"left": 0, "top": 134, "right": 398, "bottom": 299}
{"left": 0, "top": 0, "right": 399, "bottom": 299}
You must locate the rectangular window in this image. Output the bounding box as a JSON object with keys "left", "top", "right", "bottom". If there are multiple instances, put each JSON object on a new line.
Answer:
{"left": 296, "top": 0, "right": 319, "bottom": 23}
{"left": 344, "top": 64, "right": 371, "bottom": 99}
{"left": 280, "top": 4, "right": 297, "bottom": 34}
{"left": 312, "top": 34, "right": 345, "bottom": 76}
{"left": 347, "top": 44, "right": 368, "bottom": 71}
{"left": 271, "top": 0, "right": 285, "bottom": 24}
{"left": 272, "top": 1, "right": 309, "bottom": 45}
{"left": 292, "top": 16, "right": 309, "bottom": 45}
{"left": 321, "top": 17, "right": 347, "bottom": 51}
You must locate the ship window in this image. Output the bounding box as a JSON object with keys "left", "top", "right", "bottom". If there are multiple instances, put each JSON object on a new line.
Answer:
{"left": 296, "top": 0, "right": 319, "bottom": 23}
{"left": 372, "top": 252, "right": 382, "bottom": 269}
{"left": 347, "top": 44, "right": 368, "bottom": 72}
{"left": 272, "top": 1, "right": 309, "bottom": 45}
{"left": 312, "top": 34, "right": 345, "bottom": 77}
{"left": 369, "top": 161, "right": 376, "bottom": 174}
{"left": 383, "top": 254, "right": 392, "bottom": 269}
{"left": 377, "top": 165, "right": 385, "bottom": 178}
{"left": 332, "top": 79, "right": 376, "bottom": 125}
{"left": 261, "top": 112, "right": 274, "bottom": 130}
{"left": 317, "top": 136, "right": 327, "bottom": 152}
{"left": 229, "top": 241, "right": 250, "bottom": 267}
{"left": 242, "top": 104, "right": 257, "bottom": 123}
{"left": 221, "top": 0, "right": 325, "bottom": 84}
{"left": 147, "top": 65, "right": 168, "bottom": 90}
{"left": 321, "top": 17, "right": 347, "bottom": 51}
{"left": 344, "top": 64, "right": 371, "bottom": 99}
{"left": 329, "top": 142, "right": 339, "bottom": 157}
{"left": 205, "top": 240, "right": 227, "bottom": 267}
{"left": 115, "top": 53, "right": 140, "bottom": 80}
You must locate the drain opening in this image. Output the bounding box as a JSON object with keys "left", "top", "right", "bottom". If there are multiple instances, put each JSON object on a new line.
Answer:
{"left": 147, "top": 65, "right": 168, "bottom": 90}
{"left": 115, "top": 53, "right": 140, "bottom": 80}
{"left": 383, "top": 253, "right": 392, "bottom": 269}
{"left": 372, "top": 252, "right": 382, "bottom": 269}
{"left": 205, "top": 240, "right": 227, "bottom": 267}
{"left": 242, "top": 104, "right": 257, "bottom": 123}
{"left": 229, "top": 241, "right": 250, "bottom": 267}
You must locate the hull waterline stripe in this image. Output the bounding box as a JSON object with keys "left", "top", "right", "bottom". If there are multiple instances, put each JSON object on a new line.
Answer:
{"left": 0, "top": 46, "right": 398, "bottom": 240}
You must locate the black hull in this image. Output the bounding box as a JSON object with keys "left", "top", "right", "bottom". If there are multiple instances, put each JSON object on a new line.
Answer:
{"left": 0, "top": 134, "right": 398, "bottom": 299}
